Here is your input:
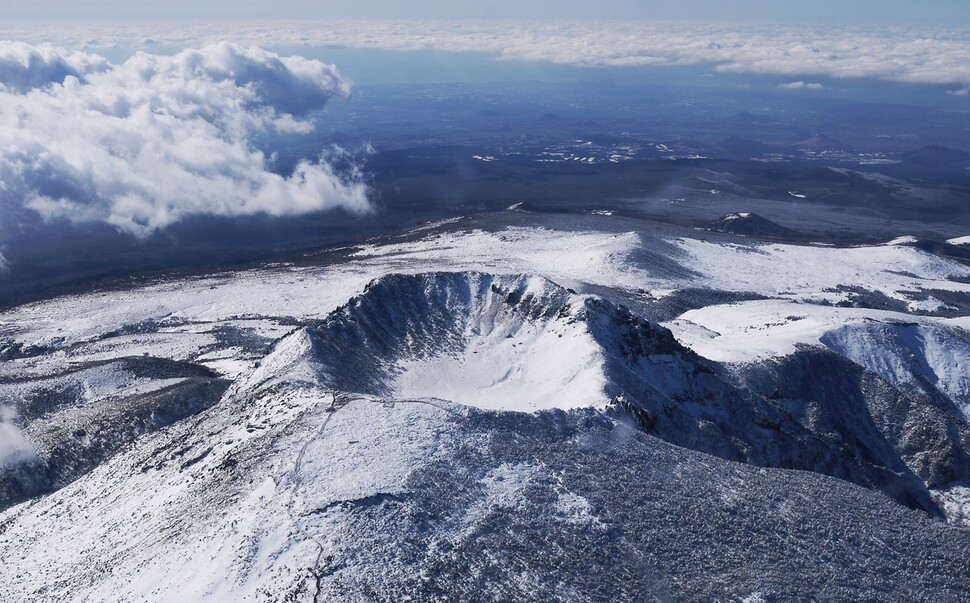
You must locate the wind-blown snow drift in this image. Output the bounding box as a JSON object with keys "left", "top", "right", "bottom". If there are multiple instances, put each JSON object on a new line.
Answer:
{"left": 0, "top": 41, "right": 369, "bottom": 242}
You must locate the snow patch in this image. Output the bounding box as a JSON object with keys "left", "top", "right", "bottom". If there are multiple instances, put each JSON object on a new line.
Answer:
{"left": 931, "top": 485, "right": 970, "bottom": 527}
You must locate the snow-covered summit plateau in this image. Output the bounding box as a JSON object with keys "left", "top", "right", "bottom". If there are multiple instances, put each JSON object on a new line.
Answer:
{"left": 1, "top": 214, "right": 969, "bottom": 601}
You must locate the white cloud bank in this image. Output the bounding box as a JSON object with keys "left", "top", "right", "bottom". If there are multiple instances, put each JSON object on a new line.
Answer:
{"left": 779, "top": 81, "right": 824, "bottom": 90}
{"left": 3, "top": 20, "right": 970, "bottom": 87}
{"left": 0, "top": 406, "right": 36, "bottom": 468}
{"left": 0, "top": 41, "right": 369, "bottom": 247}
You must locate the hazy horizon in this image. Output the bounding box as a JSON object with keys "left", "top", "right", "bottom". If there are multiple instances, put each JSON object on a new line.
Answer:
{"left": 4, "top": 0, "right": 969, "bottom": 24}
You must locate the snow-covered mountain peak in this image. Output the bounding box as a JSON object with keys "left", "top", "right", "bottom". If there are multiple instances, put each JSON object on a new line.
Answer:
{"left": 246, "top": 272, "right": 705, "bottom": 413}
{"left": 292, "top": 272, "right": 605, "bottom": 411}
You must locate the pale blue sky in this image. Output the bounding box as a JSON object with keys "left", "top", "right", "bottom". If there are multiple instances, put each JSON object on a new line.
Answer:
{"left": 3, "top": 0, "right": 968, "bottom": 22}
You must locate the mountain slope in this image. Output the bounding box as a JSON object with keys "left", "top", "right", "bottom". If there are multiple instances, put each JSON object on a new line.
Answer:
{"left": 2, "top": 361, "right": 968, "bottom": 602}
{"left": 1, "top": 219, "right": 969, "bottom": 600}
{"left": 0, "top": 357, "right": 229, "bottom": 509}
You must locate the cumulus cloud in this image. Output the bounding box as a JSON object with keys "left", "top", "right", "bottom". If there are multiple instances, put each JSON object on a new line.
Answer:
{"left": 779, "top": 81, "right": 824, "bottom": 90}
{"left": 0, "top": 41, "right": 109, "bottom": 92}
{"left": 0, "top": 41, "right": 368, "bottom": 242}
{"left": 946, "top": 88, "right": 969, "bottom": 96}
{"left": 1, "top": 20, "right": 969, "bottom": 87}
{"left": 0, "top": 406, "right": 36, "bottom": 468}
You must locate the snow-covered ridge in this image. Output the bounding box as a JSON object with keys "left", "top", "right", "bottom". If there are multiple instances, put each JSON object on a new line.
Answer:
{"left": 668, "top": 299, "right": 970, "bottom": 419}
{"left": 820, "top": 321, "right": 970, "bottom": 419}
{"left": 672, "top": 235, "right": 970, "bottom": 312}
{"left": 2, "top": 224, "right": 967, "bottom": 369}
